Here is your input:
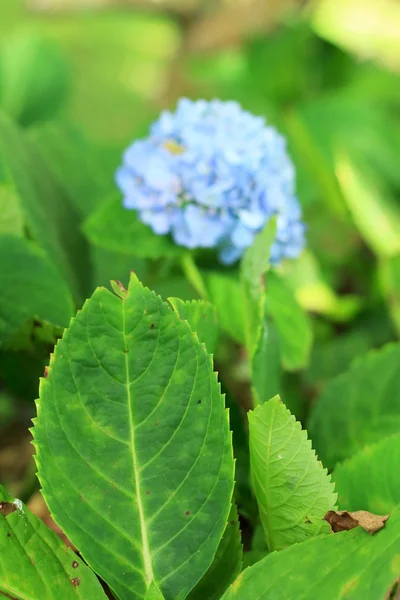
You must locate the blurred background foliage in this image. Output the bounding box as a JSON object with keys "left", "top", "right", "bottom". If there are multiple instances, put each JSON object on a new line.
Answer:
{"left": 1, "top": 0, "right": 400, "bottom": 513}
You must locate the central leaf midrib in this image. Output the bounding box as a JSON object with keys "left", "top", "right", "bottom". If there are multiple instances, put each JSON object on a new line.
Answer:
{"left": 122, "top": 299, "right": 155, "bottom": 589}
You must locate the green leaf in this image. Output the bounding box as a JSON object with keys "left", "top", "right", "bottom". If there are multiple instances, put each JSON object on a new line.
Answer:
{"left": 0, "top": 484, "right": 107, "bottom": 599}
{"left": 145, "top": 581, "right": 165, "bottom": 600}
{"left": 33, "top": 274, "right": 234, "bottom": 600}
{"left": 221, "top": 508, "right": 400, "bottom": 600}
{"left": 251, "top": 317, "right": 281, "bottom": 405}
{"left": 240, "top": 218, "right": 277, "bottom": 356}
{"left": 332, "top": 434, "right": 400, "bottom": 514}
{"left": 0, "top": 31, "right": 69, "bottom": 127}
{"left": 188, "top": 504, "right": 242, "bottom": 600}
{"left": 336, "top": 153, "right": 400, "bottom": 257}
{"left": 308, "top": 343, "right": 400, "bottom": 470}
{"left": 30, "top": 122, "right": 113, "bottom": 219}
{"left": 379, "top": 255, "right": 400, "bottom": 337}
{"left": 206, "top": 273, "right": 245, "bottom": 346}
{"left": 249, "top": 396, "right": 336, "bottom": 552}
{"left": 84, "top": 195, "right": 185, "bottom": 258}
{"left": 0, "top": 235, "right": 74, "bottom": 344}
{"left": 265, "top": 271, "right": 313, "bottom": 370}
{"left": 0, "top": 111, "right": 89, "bottom": 301}
{"left": 0, "top": 182, "right": 24, "bottom": 235}
{"left": 168, "top": 297, "right": 218, "bottom": 354}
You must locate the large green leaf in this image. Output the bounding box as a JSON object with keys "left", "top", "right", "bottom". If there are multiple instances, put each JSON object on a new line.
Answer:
{"left": 0, "top": 485, "right": 107, "bottom": 599}
{"left": 84, "top": 195, "right": 185, "bottom": 258}
{"left": 33, "top": 274, "right": 234, "bottom": 600}
{"left": 168, "top": 298, "right": 218, "bottom": 354}
{"left": 308, "top": 343, "right": 400, "bottom": 469}
{"left": 265, "top": 271, "right": 312, "bottom": 371}
{"left": 249, "top": 396, "right": 336, "bottom": 551}
{"left": 221, "top": 508, "right": 400, "bottom": 600}
{"left": 0, "top": 235, "right": 74, "bottom": 344}
{"left": 0, "top": 111, "right": 89, "bottom": 301}
{"left": 187, "top": 504, "right": 242, "bottom": 600}
{"left": 333, "top": 434, "right": 400, "bottom": 514}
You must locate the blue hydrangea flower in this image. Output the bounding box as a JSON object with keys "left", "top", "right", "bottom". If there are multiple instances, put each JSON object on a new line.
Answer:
{"left": 116, "top": 98, "right": 305, "bottom": 264}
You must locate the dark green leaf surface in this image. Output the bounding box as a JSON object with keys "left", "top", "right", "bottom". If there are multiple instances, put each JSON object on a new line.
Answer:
{"left": 33, "top": 274, "right": 234, "bottom": 600}
{"left": 221, "top": 508, "right": 400, "bottom": 600}
{"left": 0, "top": 111, "right": 89, "bottom": 301}
{"left": 187, "top": 504, "right": 242, "bottom": 600}
{"left": 240, "top": 218, "right": 276, "bottom": 356}
{"left": 84, "top": 195, "right": 185, "bottom": 258}
{"left": 308, "top": 343, "right": 400, "bottom": 469}
{"left": 249, "top": 397, "right": 336, "bottom": 551}
{"left": 0, "top": 485, "right": 107, "bottom": 600}
{"left": 168, "top": 297, "right": 218, "bottom": 354}
{"left": 0, "top": 235, "right": 74, "bottom": 344}
{"left": 265, "top": 271, "right": 312, "bottom": 370}
{"left": 251, "top": 317, "right": 281, "bottom": 405}
{"left": 333, "top": 434, "right": 400, "bottom": 514}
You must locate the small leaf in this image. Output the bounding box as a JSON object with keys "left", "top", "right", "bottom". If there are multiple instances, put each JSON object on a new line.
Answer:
{"left": 240, "top": 218, "right": 277, "bottom": 356}
{"left": 188, "top": 504, "right": 243, "bottom": 600}
{"left": 324, "top": 510, "right": 389, "bottom": 535}
{"left": 0, "top": 235, "right": 74, "bottom": 345}
{"left": 332, "top": 434, "right": 400, "bottom": 514}
{"left": 308, "top": 343, "right": 400, "bottom": 469}
{"left": 168, "top": 297, "right": 218, "bottom": 354}
{"left": 84, "top": 195, "right": 185, "bottom": 258}
{"left": 249, "top": 396, "right": 336, "bottom": 551}
{"left": 265, "top": 271, "right": 312, "bottom": 370}
{"left": 221, "top": 508, "right": 400, "bottom": 600}
{"left": 33, "top": 274, "right": 234, "bottom": 600}
{"left": 0, "top": 485, "right": 107, "bottom": 599}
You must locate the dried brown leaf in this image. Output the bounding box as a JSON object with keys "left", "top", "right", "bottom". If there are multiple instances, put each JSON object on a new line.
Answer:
{"left": 324, "top": 510, "right": 389, "bottom": 535}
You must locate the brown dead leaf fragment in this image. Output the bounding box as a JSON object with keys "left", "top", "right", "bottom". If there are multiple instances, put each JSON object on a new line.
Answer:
{"left": 0, "top": 502, "right": 17, "bottom": 517}
{"left": 324, "top": 510, "right": 389, "bottom": 534}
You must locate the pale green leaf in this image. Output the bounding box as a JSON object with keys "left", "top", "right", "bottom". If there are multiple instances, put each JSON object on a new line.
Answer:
{"left": 308, "top": 343, "right": 400, "bottom": 470}
{"left": 240, "top": 218, "right": 277, "bottom": 356}
{"left": 84, "top": 195, "right": 185, "bottom": 258}
{"left": 0, "top": 31, "right": 69, "bottom": 126}
{"left": 249, "top": 396, "right": 336, "bottom": 552}
{"left": 0, "top": 182, "right": 24, "bottom": 235}
{"left": 33, "top": 274, "right": 234, "bottom": 600}
{"left": 188, "top": 504, "right": 242, "bottom": 600}
{"left": 332, "top": 434, "right": 400, "bottom": 514}
{"left": 221, "top": 508, "right": 400, "bottom": 600}
{"left": 0, "top": 485, "right": 107, "bottom": 600}
{"left": 145, "top": 581, "right": 165, "bottom": 600}
{"left": 168, "top": 297, "right": 218, "bottom": 354}
{"left": 335, "top": 153, "right": 400, "bottom": 257}
{"left": 265, "top": 271, "right": 312, "bottom": 370}
{"left": 0, "top": 235, "right": 74, "bottom": 344}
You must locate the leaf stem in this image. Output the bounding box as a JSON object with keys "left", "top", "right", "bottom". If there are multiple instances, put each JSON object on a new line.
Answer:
{"left": 180, "top": 253, "right": 209, "bottom": 300}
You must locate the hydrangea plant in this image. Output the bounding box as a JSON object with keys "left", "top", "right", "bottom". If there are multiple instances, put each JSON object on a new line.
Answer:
{"left": 116, "top": 99, "right": 305, "bottom": 264}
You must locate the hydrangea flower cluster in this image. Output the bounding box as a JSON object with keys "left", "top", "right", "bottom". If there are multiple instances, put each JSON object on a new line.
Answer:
{"left": 116, "top": 98, "right": 305, "bottom": 264}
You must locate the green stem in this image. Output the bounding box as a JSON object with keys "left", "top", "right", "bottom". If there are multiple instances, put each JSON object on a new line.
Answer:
{"left": 180, "top": 253, "right": 209, "bottom": 300}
